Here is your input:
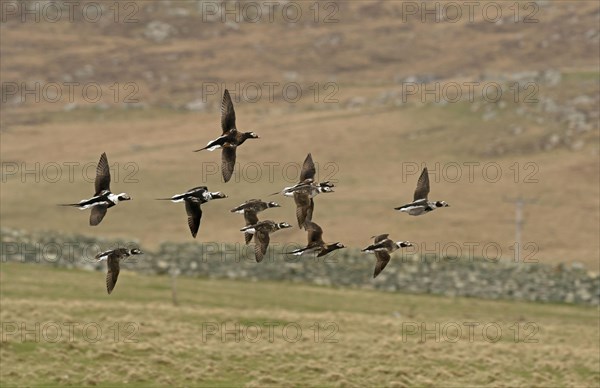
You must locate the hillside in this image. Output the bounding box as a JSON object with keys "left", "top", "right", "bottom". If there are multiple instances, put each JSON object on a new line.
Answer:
{"left": 1, "top": 0, "right": 599, "bottom": 267}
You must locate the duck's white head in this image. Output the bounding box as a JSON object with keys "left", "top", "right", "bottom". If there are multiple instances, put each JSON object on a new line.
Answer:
{"left": 118, "top": 193, "right": 132, "bottom": 201}
{"left": 210, "top": 192, "right": 228, "bottom": 200}
{"left": 396, "top": 241, "right": 413, "bottom": 248}
{"left": 332, "top": 242, "right": 345, "bottom": 249}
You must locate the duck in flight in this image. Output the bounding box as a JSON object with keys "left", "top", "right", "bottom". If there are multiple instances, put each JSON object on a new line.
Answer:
{"left": 362, "top": 234, "right": 413, "bottom": 278}
{"left": 156, "top": 186, "right": 227, "bottom": 238}
{"left": 289, "top": 220, "right": 345, "bottom": 257}
{"left": 230, "top": 199, "right": 281, "bottom": 244}
{"left": 193, "top": 89, "right": 259, "bottom": 182}
{"left": 270, "top": 153, "right": 335, "bottom": 228}
{"left": 240, "top": 220, "right": 292, "bottom": 262}
{"left": 95, "top": 248, "right": 143, "bottom": 294}
{"left": 394, "top": 167, "right": 449, "bottom": 216}
{"left": 59, "top": 152, "right": 131, "bottom": 226}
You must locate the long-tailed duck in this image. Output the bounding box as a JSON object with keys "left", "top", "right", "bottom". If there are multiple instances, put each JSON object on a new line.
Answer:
{"left": 156, "top": 186, "right": 227, "bottom": 238}
{"left": 289, "top": 220, "right": 345, "bottom": 257}
{"left": 240, "top": 220, "right": 291, "bottom": 262}
{"left": 230, "top": 199, "right": 281, "bottom": 244}
{"left": 59, "top": 152, "right": 131, "bottom": 226}
{"left": 362, "top": 234, "right": 413, "bottom": 278}
{"left": 270, "top": 153, "right": 335, "bottom": 228}
{"left": 193, "top": 89, "right": 259, "bottom": 182}
{"left": 394, "top": 167, "right": 449, "bottom": 216}
{"left": 95, "top": 248, "right": 143, "bottom": 294}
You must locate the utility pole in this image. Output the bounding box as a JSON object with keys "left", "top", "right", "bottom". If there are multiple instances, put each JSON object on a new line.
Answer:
{"left": 503, "top": 196, "right": 538, "bottom": 262}
{"left": 170, "top": 266, "right": 180, "bottom": 306}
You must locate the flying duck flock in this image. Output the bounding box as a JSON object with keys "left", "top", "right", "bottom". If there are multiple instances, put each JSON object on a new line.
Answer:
{"left": 60, "top": 89, "right": 449, "bottom": 294}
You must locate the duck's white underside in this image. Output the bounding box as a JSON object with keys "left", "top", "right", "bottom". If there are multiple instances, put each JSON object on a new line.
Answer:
{"left": 78, "top": 200, "right": 110, "bottom": 210}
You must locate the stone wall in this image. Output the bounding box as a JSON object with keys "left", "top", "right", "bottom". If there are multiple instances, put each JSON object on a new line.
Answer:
{"left": 1, "top": 228, "right": 598, "bottom": 305}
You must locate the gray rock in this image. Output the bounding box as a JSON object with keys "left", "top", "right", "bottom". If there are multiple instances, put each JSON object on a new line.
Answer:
{"left": 144, "top": 21, "right": 176, "bottom": 43}
{"left": 540, "top": 97, "right": 558, "bottom": 113}
{"left": 168, "top": 7, "right": 190, "bottom": 17}
{"left": 540, "top": 69, "right": 562, "bottom": 86}
{"left": 585, "top": 29, "right": 599, "bottom": 43}
{"left": 401, "top": 74, "right": 438, "bottom": 84}
{"left": 283, "top": 71, "right": 300, "bottom": 82}
{"left": 74, "top": 64, "right": 95, "bottom": 80}
{"left": 345, "top": 96, "right": 366, "bottom": 109}
{"left": 184, "top": 99, "right": 208, "bottom": 112}
{"left": 510, "top": 125, "right": 524, "bottom": 136}
{"left": 508, "top": 71, "right": 539, "bottom": 83}
{"left": 63, "top": 103, "right": 78, "bottom": 112}
{"left": 571, "top": 95, "right": 594, "bottom": 106}
{"left": 570, "top": 139, "right": 585, "bottom": 151}
{"left": 482, "top": 111, "right": 497, "bottom": 121}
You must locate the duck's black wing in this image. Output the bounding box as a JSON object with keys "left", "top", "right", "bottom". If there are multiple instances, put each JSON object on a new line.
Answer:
{"left": 231, "top": 199, "right": 260, "bottom": 213}
{"left": 185, "top": 199, "right": 202, "bottom": 238}
{"left": 413, "top": 167, "right": 430, "bottom": 201}
{"left": 362, "top": 238, "right": 393, "bottom": 253}
{"left": 221, "top": 89, "right": 236, "bottom": 134}
{"left": 221, "top": 147, "right": 236, "bottom": 183}
{"left": 373, "top": 234, "right": 389, "bottom": 244}
{"left": 243, "top": 210, "right": 259, "bottom": 244}
{"left": 90, "top": 204, "right": 108, "bottom": 226}
{"left": 305, "top": 221, "right": 324, "bottom": 246}
{"left": 294, "top": 192, "right": 314, "bottom": 229}
{"left": 106, "top": 254, "right": 120, "bottom": 294}
{"left": 254, "top": 230, "right": 270, "bottom": 263}
{"left": 300, "top": 153, "right": 316, "bottom": 181}
{"left": 373, "top": 251, "right": 391, "bottom": 278}
{"left": 95, "top": 152, "right": 111, "bottom": 195}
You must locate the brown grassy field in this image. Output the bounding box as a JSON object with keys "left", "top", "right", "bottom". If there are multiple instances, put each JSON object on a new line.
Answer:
{"left": 1, "top": 262, "right": 599, "bottom": 387}
{"left": 1, "top": 1, "right": 599, "bottom": 267}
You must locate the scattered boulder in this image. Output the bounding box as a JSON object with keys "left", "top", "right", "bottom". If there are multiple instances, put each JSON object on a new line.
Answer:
{"left": 540, "top": 69, "right": 562, "bottom": 86}
{"left": 144, "top": 21, "right": 176, "bottom": 43}
{"left": 74, "top": 64, "right": 95, "bottom": 80}
{"left": 184, "top": 99, "right": 208, "bottom": 112}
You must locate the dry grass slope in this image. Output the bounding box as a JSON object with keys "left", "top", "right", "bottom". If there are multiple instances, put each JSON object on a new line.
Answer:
{"left": 1, "top": 263, "right": 599, "bottom": 387}
{"left": 1, "top": 1, "right": 599, "bottom": 267}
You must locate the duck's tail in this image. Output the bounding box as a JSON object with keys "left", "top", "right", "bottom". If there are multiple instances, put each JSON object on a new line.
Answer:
{"left": 286, "top": 247, "right": 306, "bottom": 256}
